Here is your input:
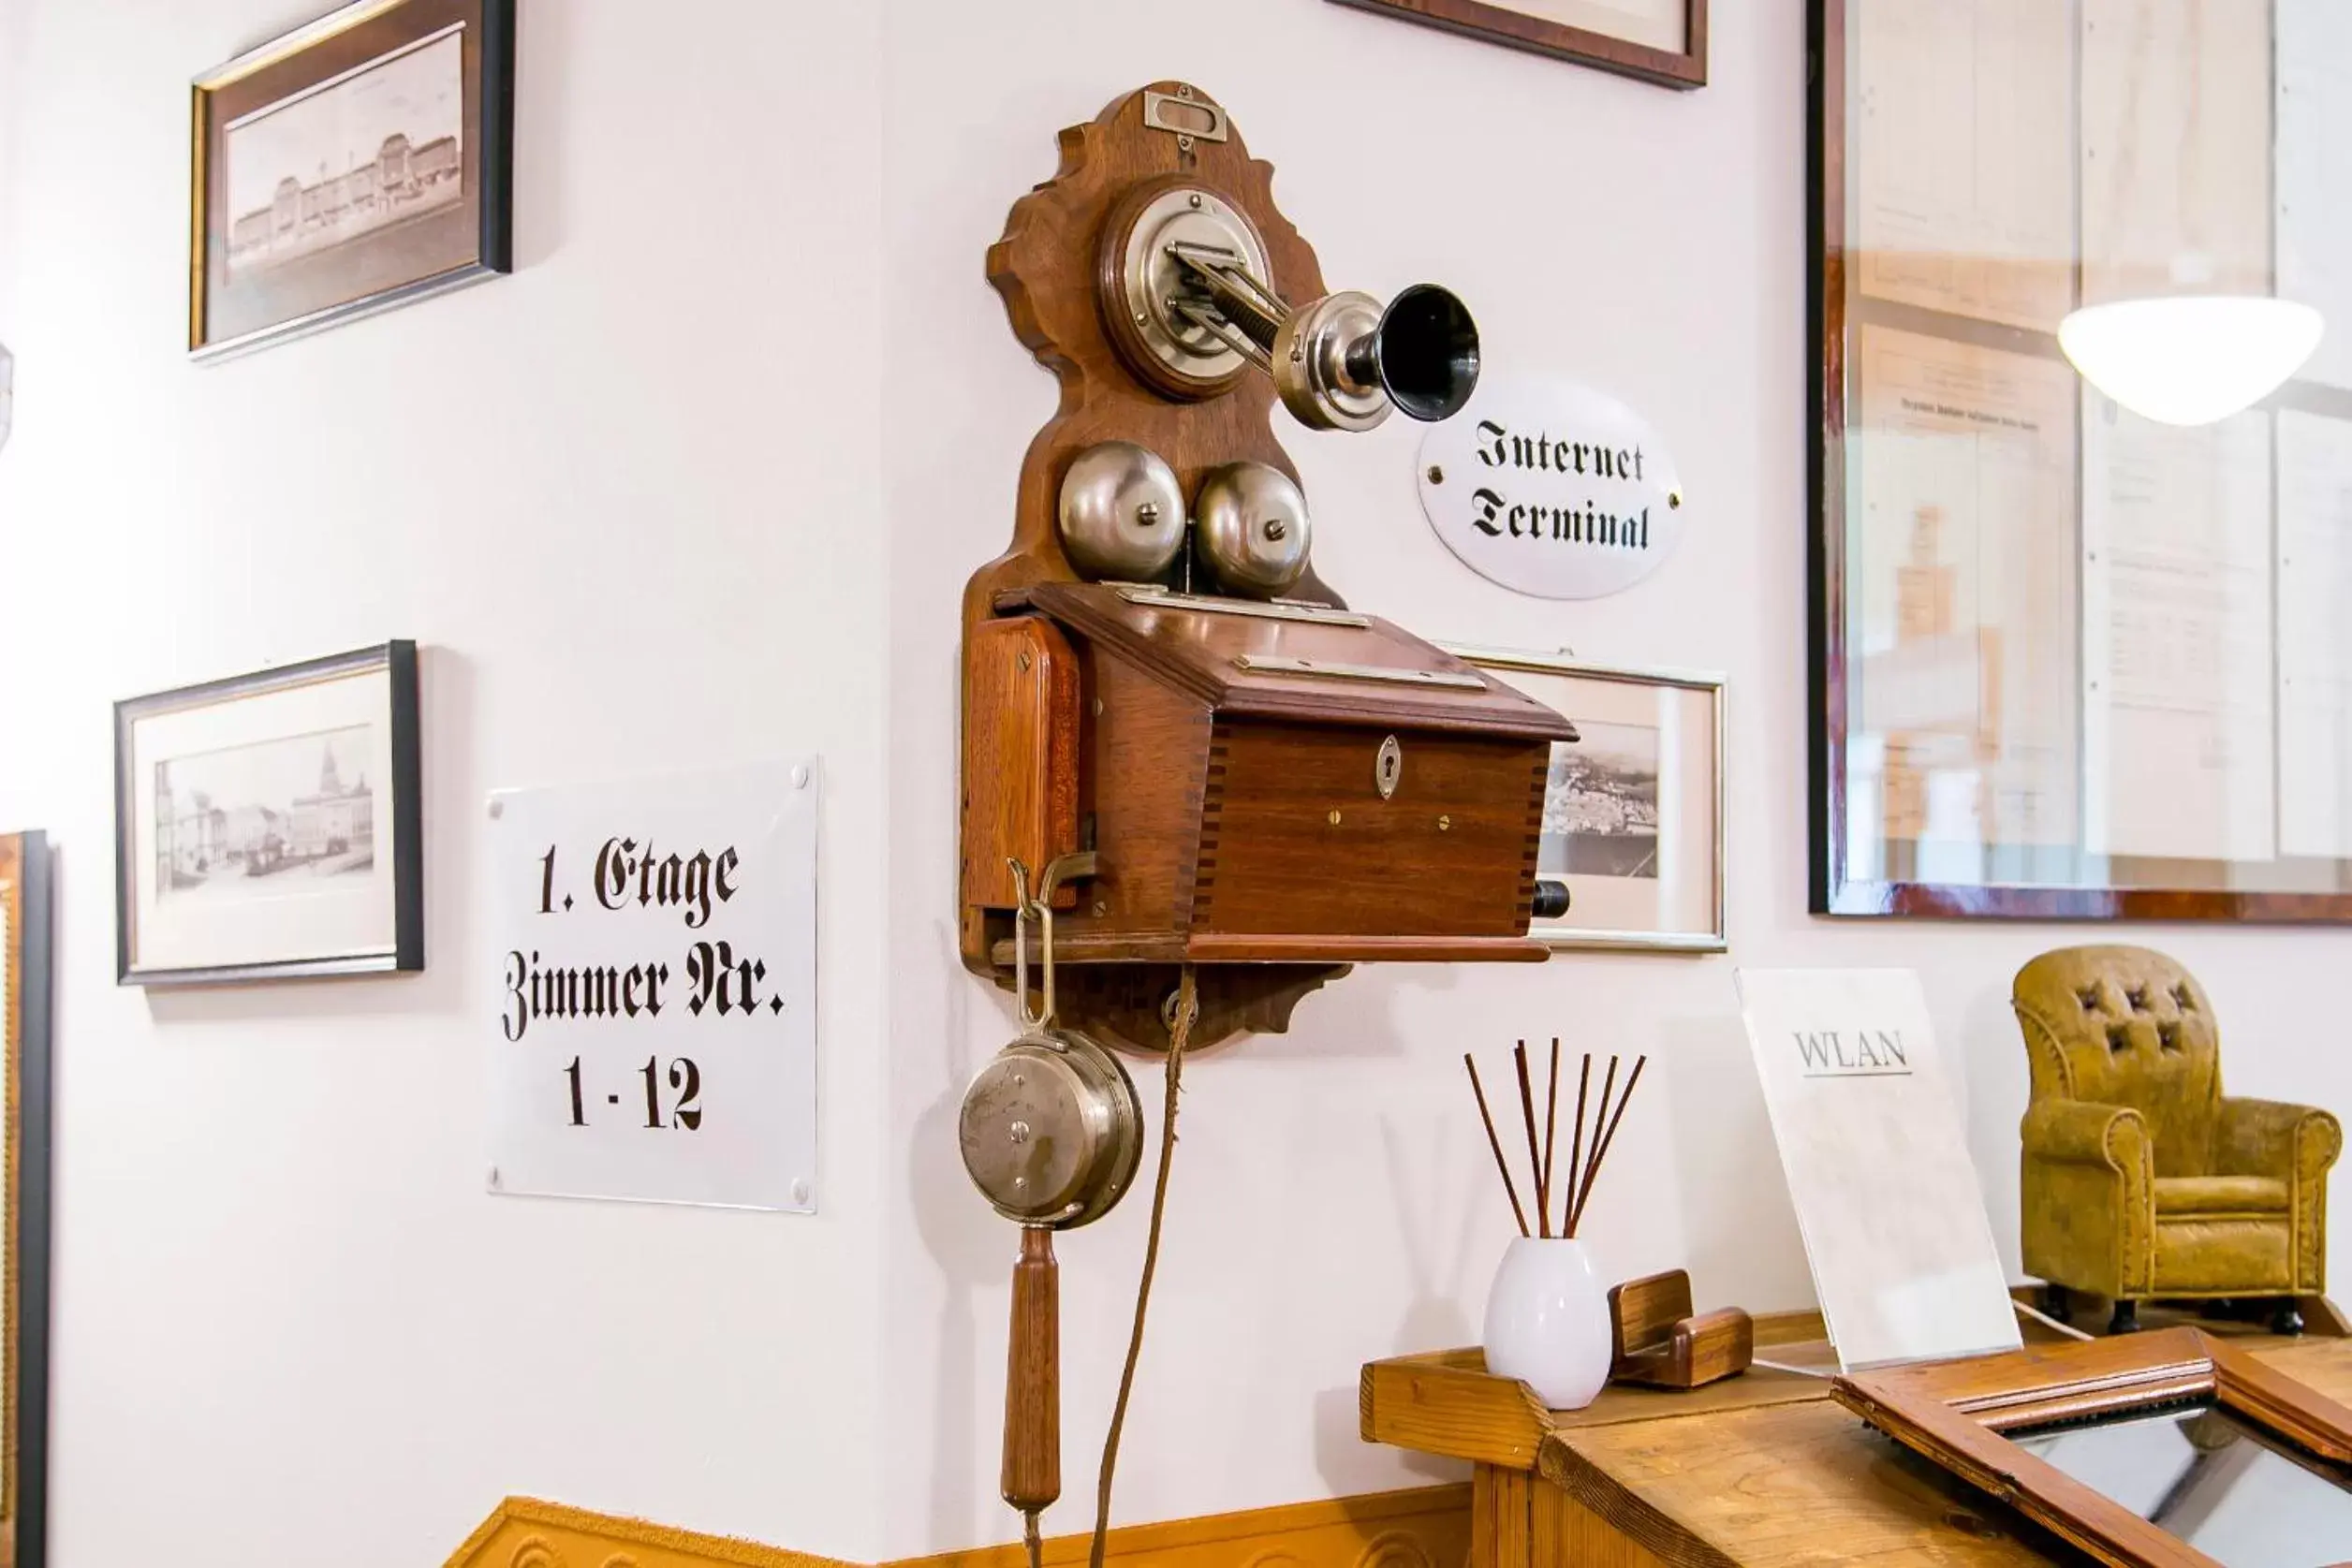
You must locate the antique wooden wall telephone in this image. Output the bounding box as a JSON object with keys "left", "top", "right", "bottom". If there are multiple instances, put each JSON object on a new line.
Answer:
{"left": 953, "top": 82, "right": 1576, "bottom": 1561}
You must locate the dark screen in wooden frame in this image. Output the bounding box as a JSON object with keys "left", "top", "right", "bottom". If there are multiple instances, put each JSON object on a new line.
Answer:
{"left": 1835, "top": 1328, "right": 2352, "bottom": 1568}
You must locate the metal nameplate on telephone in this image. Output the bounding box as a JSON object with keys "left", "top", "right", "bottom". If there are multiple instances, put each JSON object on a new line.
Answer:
{"left": 1141, "top": 88, "right": 1228, "bottom": 143}
{"left": 1114, "top": 585, "right": 1369, "bottom": 627}
{"left": 1232, "top": 654, "right": 1487, "bottom": 689}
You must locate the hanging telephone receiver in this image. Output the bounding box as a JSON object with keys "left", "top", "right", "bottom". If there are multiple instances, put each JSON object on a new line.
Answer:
{"left": 959, "top": 858, "right": 1144, "bottom": 1552}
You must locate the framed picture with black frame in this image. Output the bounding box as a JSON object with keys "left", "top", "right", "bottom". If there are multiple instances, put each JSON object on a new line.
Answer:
{"left": 0, "top": 831, "right": 52, "bottom": 1568}
{"left": 188, "top": 0, "right": 516, "bottom": 360}
{"left": 115, "top": 642, "right": 423, "bottom": 987}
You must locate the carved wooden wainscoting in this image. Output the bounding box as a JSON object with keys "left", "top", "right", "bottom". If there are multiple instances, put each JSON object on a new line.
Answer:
{"left": 448, "top": 1486, "right": 1471, "bottom": 1568}
{"left": 447, "top": 1498, "right": 857, "bottom": 1568}
{"left": 905, "top": 1486, "right": 1471, "bottom": 1568}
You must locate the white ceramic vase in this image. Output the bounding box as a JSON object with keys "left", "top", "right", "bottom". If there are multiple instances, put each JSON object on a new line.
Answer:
{"left": 1481, "top": 1237, "right": 1612, "bottom": 1411}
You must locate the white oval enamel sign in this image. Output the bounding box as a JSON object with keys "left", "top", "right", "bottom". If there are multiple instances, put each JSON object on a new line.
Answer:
{"left": 1418, "top": 378, "right": 1684, "bottom": 600}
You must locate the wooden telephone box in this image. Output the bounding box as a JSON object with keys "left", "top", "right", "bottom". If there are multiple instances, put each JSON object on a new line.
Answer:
{"left": 959, "top": 82, "right": 1574, "bottom": 1051}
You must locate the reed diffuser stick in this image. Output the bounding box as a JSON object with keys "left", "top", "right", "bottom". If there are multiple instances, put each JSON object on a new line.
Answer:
{"left": 1563, "top": 1054, "right": 1592, "bottom": 1240}
{"left": 1464, "top": 1053, "right": 1529, "bottom": 1238}
{"left": 1569, "top": 1056, "right": 1618, "bottom": 1239}
{"left": 1570, "top": 1054, "right": 1648, "bottom": 1236}
{"left": 1513, "top": 1043, "right": 1546, "bottom": 1237}
{"left": 1540, "top": 1037, "right": 1562, "bottom": 1240}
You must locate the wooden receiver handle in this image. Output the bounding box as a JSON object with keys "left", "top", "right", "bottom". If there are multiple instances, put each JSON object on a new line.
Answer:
{"left": 1001, "top": 1225, "right": 1061, "bottom": 1513}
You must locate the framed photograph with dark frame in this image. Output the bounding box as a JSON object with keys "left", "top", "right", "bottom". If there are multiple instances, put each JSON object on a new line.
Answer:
{"left": 1809, "top": 0, "right": 2352, "bottom": 922}
{"left": 115, "top": 642, "right": 423, "bottom": 987}
{"left": 189, "top": 0, "right": 515, "bottom": 360}
{"left": 1328, "top": 0, "right": 1706, "bottom": 90}
{"left": 1835, "top": 1328, "right": 2352, "bottom": 1568}
{"left": 1451, "top": 648, "right": 1726, "bottom": 952}
{"left": 0, "top": 832, "right": 52, "bottom": 1568}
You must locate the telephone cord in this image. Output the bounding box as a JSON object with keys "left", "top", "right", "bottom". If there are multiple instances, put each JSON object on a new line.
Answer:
{"left": 1087, "top": 965, "right": 1198, "bottom": 1568}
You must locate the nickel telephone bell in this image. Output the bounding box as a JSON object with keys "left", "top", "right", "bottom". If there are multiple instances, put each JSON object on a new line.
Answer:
{"left": 1054, "top": 440, "right": 1186, "bottom": 582}
{"left": 1194, "top": 461, "right": 1311, "bottom": 596}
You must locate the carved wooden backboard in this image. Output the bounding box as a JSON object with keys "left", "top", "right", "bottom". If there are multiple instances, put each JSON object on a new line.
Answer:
{"left": 968, "top": 81, "right": 1340, "bottom": 634}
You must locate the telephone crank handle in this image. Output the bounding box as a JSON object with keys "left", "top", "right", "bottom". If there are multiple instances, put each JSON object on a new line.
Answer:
{"left": 1001, "top": 1225, "right": 1061, "bottom": 1515}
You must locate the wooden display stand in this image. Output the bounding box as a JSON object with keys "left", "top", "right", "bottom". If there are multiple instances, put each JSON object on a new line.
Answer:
{"left": 1360, "top": 1306, "right": 2352, "bottom": 1565}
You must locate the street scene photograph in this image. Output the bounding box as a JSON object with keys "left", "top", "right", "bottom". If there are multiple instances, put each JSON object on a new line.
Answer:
{"left": 154, "top": 725, "right": 378, "bottom": 902}
{"left": 1539, "top": 721, "right": 1661, "bottom": 879}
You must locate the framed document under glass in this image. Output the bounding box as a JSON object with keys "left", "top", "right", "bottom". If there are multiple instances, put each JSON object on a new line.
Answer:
{"left": 1811, "top": 0, "right": 2352, "bottom": 920}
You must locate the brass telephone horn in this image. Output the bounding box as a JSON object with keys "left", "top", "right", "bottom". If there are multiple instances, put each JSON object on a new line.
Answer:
{"left": 1099, "top": 183, "right": 1479, "bottom": 431}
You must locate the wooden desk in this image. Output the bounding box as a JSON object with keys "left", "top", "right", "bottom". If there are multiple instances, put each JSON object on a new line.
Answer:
{"left": 1361, "top": 1329, "right": 2352, "bottom": 1565}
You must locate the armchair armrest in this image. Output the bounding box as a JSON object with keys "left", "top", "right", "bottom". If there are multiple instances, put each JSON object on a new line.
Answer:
{"left": 2217, "top": 1097, "right": 2343, "bottom": 1184}
{"left": 2021, "top": 1098, "right": 2150, "bottom": 1173}
{"left": 2021, "top": 1099, "right": 2154, "bottom": 1298}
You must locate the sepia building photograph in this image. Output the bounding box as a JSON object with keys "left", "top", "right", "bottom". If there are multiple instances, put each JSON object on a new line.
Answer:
{"left": 154, "top": 726, "right": 376, "bottom": 900}
{"left": 221, "top": 30, "right": 465, "bottom": 280}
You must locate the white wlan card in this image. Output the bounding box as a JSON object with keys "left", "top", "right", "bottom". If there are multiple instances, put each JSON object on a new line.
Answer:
{"left": 1737, "top": 967, "right": 2021, "bottom": 1371}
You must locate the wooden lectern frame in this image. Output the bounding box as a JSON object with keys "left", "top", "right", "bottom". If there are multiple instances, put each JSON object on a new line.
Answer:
{"left": 1834, "top": 1328, "right": 2352, "bottom": 1568}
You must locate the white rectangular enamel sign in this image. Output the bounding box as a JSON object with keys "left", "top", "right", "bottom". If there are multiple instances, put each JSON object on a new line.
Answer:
{"left": 487, "top": 760, "right": 817, "bottom": 1211}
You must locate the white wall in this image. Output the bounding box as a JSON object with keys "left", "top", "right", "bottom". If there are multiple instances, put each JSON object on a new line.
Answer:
{"left": 878, "top": 0, "right": 2352, "bottom": 1556}
{"left": 0, "top": 2, "right": 889, "bottom": 1562}
{"left": 2, "top": 1, "right": 2349, "bottom": 1563}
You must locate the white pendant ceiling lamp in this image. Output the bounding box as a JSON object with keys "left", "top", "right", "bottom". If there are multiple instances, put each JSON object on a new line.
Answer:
{"left": 2058, "top": 295, "right": 2324, "bottom": 427}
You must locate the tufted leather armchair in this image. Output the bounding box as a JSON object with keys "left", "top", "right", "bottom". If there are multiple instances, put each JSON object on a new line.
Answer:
{"left": 2013, "top": 945, "right": 2341, "bottom": 1335}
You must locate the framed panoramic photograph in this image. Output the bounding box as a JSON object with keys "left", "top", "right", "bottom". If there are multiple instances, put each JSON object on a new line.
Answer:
{"left": 115, "top": 642, "right": 422, "bottom": 987}
{"left": 0, "top": 832, "right": 52, "bottom": 1568}
{"left": 1453, "top": 648, "right": 1726, "bottom": 951}
{"left": 188, "top": 0, "right": 515, "bottom": 360}
{"left": 1328, "top": 0, "right": 1706, "bottom": 89}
